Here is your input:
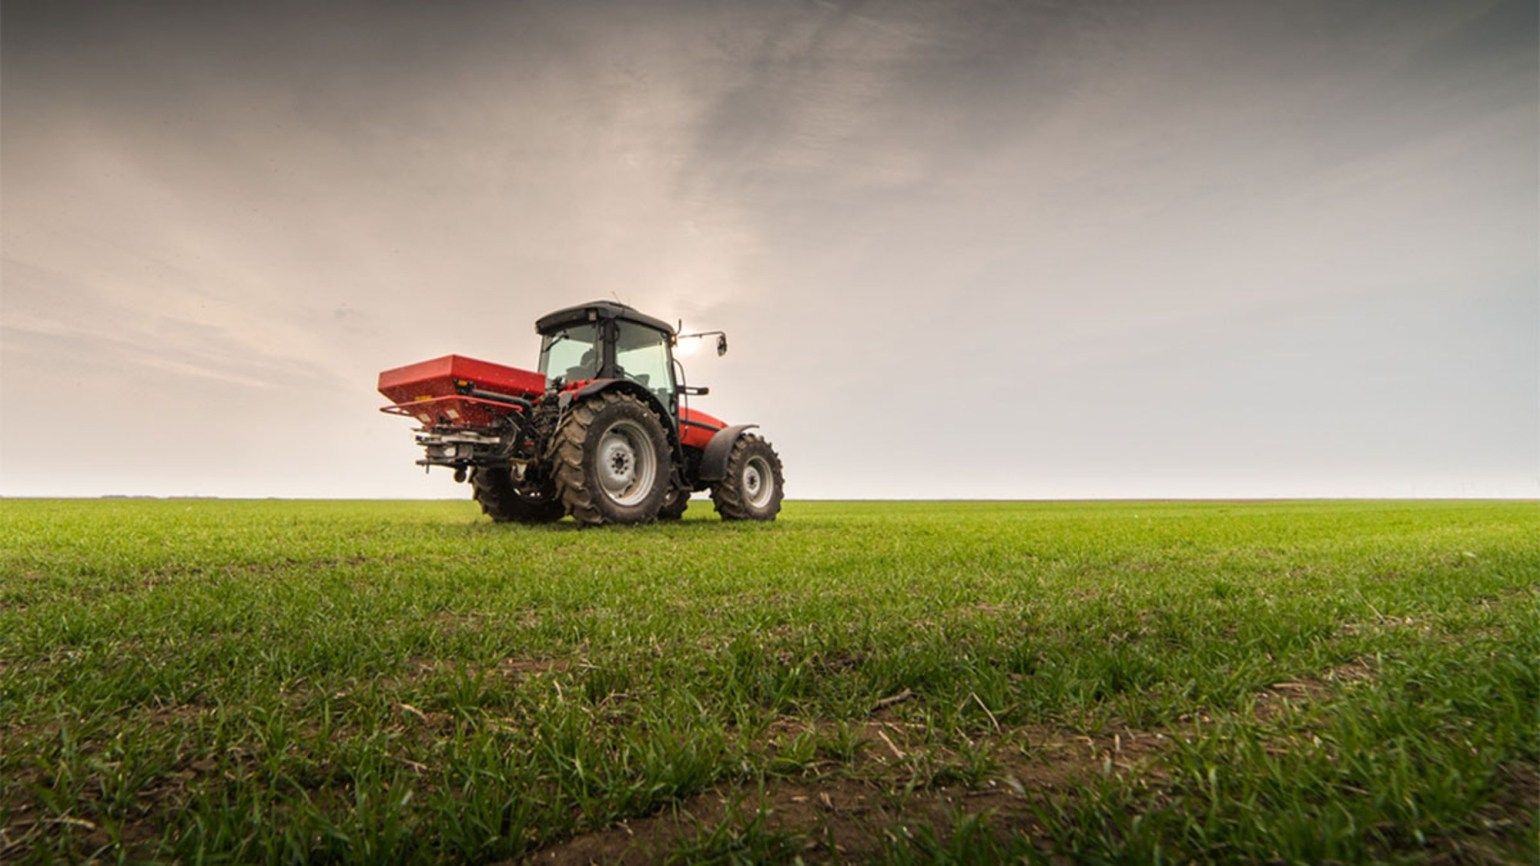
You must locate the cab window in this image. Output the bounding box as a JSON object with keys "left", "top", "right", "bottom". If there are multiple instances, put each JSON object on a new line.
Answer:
{"left": 538, "top": 324, "right": 600, "bottom": 382}
{"left": 613, "top": 321, "right": 675, "bottom": 407}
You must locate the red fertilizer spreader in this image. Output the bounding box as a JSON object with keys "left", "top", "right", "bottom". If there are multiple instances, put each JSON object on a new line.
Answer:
{"left": 378, "top": 354, "right": 546, "bottom": 429}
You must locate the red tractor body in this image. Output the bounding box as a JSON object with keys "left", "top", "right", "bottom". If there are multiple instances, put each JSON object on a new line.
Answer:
{"left": 376, "top": 301, "right": 779, "bottom": 526}
{"left": 676, "top": 407, "right": 727, "bottom": 449}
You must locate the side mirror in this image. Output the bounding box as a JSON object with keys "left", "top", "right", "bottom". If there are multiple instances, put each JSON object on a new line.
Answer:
{"left": 716, "top": 334, "right": 728, "bottom": 356}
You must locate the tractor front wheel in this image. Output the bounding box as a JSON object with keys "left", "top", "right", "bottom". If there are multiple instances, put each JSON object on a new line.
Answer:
{"left": 711, "top": 434, "right": 784, "bottom": 521}
{"left": 469, "top": 467, "right": 565, "bottom": 524}
{"left": 549, "top": 392, "right": 672, "bottom": 526}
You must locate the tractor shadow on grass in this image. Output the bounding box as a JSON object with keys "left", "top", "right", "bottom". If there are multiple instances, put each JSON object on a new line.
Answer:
{"left": 466, "top": 516, "right": 782, "bottom": 534}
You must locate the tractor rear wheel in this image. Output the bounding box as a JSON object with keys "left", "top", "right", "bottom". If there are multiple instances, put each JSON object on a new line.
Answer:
{"left": 658, "top": 488, "right": 690, "bottom": 520}
{"left": 549, "top": 392, "right": 672, "bottom": 526}
{"left": 711, "top": 434, "right": 784, "bottom": 521}
{"left": 469, "top": 467, "right": 565, "bottom": 524}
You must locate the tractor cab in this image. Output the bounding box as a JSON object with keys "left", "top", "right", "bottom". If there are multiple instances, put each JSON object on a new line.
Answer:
{"left": 535, "top": 301, "right": 679, "bottom": 413}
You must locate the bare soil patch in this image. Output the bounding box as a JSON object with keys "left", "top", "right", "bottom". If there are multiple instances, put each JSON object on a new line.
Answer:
{"left": 528, "top": 655, "right": 1382, "bottom": 864}
{"left": 527, "top": 716, "right": 1175, "bottom": 864}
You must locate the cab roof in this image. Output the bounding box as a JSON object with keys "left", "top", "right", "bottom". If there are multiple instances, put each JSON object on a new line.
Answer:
{"left": 535, "top": 300, "right": 675, "bottom": 337}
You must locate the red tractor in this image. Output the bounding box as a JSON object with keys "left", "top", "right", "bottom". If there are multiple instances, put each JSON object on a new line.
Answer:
{"left": 377, "top": 301, "right": 784, "bottom": 526}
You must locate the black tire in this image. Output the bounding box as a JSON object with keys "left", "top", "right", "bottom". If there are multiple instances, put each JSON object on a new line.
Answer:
{"left": 469, "top": 466, "right": 565, "bottom": 524}
{"left": 658, "top": 488, "right": 690, "bottom": 520}
{"left": 711, "top": 434, "right": 784, "bottom": 521}
{"left": 549, "top": 391, "right": 672, "bottom": 526}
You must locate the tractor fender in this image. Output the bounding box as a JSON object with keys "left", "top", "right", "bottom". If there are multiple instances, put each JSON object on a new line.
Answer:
{"left": 561, "top": 379, "right": 678, "bottom": 446}
{"left": 698, "top": 424, "right": 759, "bottom": 482}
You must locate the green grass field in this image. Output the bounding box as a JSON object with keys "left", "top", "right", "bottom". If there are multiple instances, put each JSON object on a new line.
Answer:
{"left": 2, "top": 499, "right": 1536, "bottom": 864}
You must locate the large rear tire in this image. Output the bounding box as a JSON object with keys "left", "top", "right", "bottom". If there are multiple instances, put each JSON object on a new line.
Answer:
{"left": 711, "top": 434, "right": 783, "bottom": 521}
{"left": 549, "top": 392, "right": 672, "bottom": 526}
{"left": 469, "top": 466, "right": 565, "bottom": 524}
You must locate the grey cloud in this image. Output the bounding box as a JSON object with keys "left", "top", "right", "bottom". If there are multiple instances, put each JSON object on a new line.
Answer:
{"left": 1, "top": 0, "right": 1534, "bottom": 498}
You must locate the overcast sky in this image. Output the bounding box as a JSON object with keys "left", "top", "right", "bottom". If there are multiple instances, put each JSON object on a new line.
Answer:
{"left": 2, "top": 0, "right": 1535, "bottom": 499}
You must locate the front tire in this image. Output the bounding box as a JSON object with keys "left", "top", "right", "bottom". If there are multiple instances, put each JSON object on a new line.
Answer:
{"left": 549, "top": 392, "right": 672, "bottom": 526}
{"left": 711, "top": 434, "right": 784, "bottom": 521}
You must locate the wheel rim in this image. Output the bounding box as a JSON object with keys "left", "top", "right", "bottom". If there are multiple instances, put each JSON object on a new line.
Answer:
{"left": 742, "top": 455, "right": 773, "bottom": 508}
{"left": 596, "top": 419, "right": 656, "bottom": 507}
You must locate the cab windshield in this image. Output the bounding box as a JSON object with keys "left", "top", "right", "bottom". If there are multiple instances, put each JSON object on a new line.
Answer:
{"left": 538, "top": 324, "right": 600, "bottom": 382}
